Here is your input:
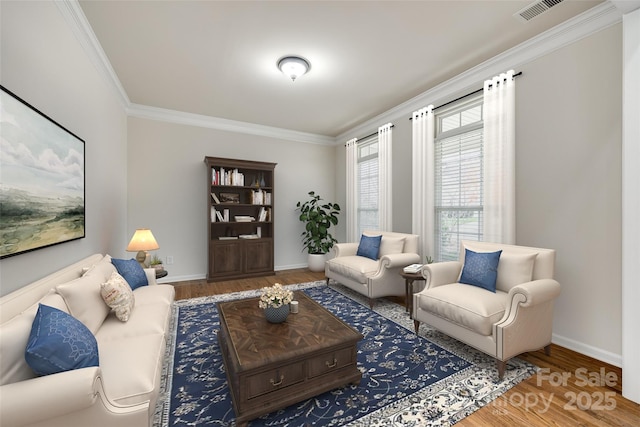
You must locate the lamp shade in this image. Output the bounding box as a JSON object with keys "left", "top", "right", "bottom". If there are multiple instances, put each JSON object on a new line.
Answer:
{"left": 126, "top": 229, "right": 159, "bottom": 252}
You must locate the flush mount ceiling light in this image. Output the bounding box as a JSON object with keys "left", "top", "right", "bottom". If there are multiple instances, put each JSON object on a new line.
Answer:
{"left": 277, "top": 56, "right": 310, "bottom": 82}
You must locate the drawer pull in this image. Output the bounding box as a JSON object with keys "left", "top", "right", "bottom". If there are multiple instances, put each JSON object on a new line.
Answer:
{"left": 325, "top": 358, "right": 338, "bottom": 368}
{"left": 270, "top": 375, "right": 284, "bottom": 387}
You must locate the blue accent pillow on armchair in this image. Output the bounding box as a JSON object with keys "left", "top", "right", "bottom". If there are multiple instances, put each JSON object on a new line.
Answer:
{"left": 111, "top": 258, "right": 148, "bottom": 290}
{"left": 356, "top": 234, "right": 382, "bottom": 260}
{"left": 25, "top": 304, "right": 99, "bottom": 376}
{"left": 459, "top": 249, "right": 502, "bottom": 292}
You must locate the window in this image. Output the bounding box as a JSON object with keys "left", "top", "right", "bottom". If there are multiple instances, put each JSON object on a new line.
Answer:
{"left": 357, "top": 136, "right": 379, "bottom": 236}
{"left": 434, "top": 96, "right": 484, "bottom": 261}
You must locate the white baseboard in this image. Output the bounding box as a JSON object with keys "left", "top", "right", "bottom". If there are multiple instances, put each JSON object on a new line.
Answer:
{"left": 275, "top": 263, "right": 310, "bottom": 271}
{"left": 552, "top": 333, "right": 622, "bottom": 368}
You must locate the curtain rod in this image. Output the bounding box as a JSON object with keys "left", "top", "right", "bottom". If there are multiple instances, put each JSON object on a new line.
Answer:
{"left": 346, "top": 124, "right": 395, "bottom": 146}
{"left": 409, "top": 71, "right": 522, "bottom": 120}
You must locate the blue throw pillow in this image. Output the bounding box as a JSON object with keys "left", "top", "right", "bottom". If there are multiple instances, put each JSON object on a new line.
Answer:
{"left": 356, "top": 234, "right": 382, "bottom": 260}
{"left": 459, "top": 249, "right": 502, "bottom": 292}
{"left": 111, "top": 258, "right": 148, "bottom": 290}
{"left": 25, "top": 304, "right": 99, "bottom": 376}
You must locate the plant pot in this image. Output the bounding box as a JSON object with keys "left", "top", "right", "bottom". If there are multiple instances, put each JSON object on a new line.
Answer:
{"left": 264, "top": 305, "right": 290, "bottom": 323}
{"left": 307, "top": 253, "right": 326, "bottom": 272}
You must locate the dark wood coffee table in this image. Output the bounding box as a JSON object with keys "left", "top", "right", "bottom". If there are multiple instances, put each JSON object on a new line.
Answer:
{"left": 217, "top": 291, "right": 363, "bottom": 426}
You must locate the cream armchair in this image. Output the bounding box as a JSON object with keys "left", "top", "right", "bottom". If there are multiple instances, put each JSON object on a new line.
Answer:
{"left": 325, "top": 231, "right": 420, "bottom": 308}
{"left": 413, "top": 240, "right": 560, "bottom": 380}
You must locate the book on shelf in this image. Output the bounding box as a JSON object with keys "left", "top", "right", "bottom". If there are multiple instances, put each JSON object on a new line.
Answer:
{"left": 250, "top": 189, "right": 272, "bottom": 205}
{"left": 218, "top": 236, "right": 238, "bottom": 240}
{"left": 251, "top": 189, "right": 262, "bottom": 205}
{"left": 232, "top": 169, "right": 244, "bottom": 186}
{"left": 238, "top": 234, "right": 259, "bottom": 239}
{"left": 210, "top": 192, "right": 220, "bottom": 204}
{"left": 257, "top": 207, "right": 272, "bottom": 222}
{"left": 234, "top": 216, "right": 254, "bottom": 222}
{"left": 211, "top": 208, "right": 233, "bottom": 223}
{"left": 403, "top": 264, "right": 423, "bottom": 274}
{"left": 213, "top": 167, "right": 245, "bottom": 186}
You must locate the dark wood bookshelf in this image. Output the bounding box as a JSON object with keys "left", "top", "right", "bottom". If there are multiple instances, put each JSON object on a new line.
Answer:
{"left": 205, "top": 156, "right": 276, "bottom": 281}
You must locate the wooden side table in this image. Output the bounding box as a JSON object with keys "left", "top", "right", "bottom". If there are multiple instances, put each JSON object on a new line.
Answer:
{"left": 400, "top": 270, "right": 425, "bottom": 318}
{"left": 155, "top": 269, "right": 168, "bottom": 279}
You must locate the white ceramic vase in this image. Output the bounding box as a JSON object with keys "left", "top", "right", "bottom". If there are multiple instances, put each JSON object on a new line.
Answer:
{"left": 307, "top": 253, "right": 326, "bottom": 272}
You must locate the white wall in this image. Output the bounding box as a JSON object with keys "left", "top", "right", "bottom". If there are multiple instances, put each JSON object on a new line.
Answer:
{"left": 516, "top": 25, "right": 622, "bottom": 362}
{"left": 335, "top": 25, "right": 624, "bottom": 366}
{"left": 390, "top": 122, "right": 414, "bottom": 234}
{"left": 0, "top": 1, "right": 128, "bottom": 296}
{"left": 621, "top": 5, "right": 640, "bottom": 405}
{"left": 127, "top": 117, "right": 337, "bottom": 281}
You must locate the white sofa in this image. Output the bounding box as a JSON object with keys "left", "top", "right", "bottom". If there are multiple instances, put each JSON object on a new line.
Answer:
{"left": 413, "top": 240, "right": 560, "bottom": 379}
{"left": 0, "top": 254, "right": 175, "bottom": 427}
{"left": 325, "top": 231, "right": 421, "bottom": 308}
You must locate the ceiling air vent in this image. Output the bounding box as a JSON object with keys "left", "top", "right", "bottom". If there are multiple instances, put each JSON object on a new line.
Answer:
{"left": 514, "top": 0, "right": 564, "bottom": 22}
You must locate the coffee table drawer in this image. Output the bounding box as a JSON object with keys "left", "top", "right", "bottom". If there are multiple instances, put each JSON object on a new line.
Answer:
{"left": 308, "top": 347, "right": 356, "bottom": 379}
{"left": 245, "top": 362, "right": 305, "bottom": 399}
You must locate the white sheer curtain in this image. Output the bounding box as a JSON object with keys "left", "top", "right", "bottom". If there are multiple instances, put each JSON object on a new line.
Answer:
{"left": 378, "top": 123, "right": 393, "bottom": 231}
{"left": 345, "top": 137, "right": 358, "bottom": 243}
{"left": 412, "top": 106, "right": 435, "bottom": 260}
{"left": 483, "top": 69, "right": 516, "bottom": 244}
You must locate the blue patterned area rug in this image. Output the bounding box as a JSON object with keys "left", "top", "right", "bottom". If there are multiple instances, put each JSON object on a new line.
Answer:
{"left": 153, "top": 281, "right": 536, "bottom": 426}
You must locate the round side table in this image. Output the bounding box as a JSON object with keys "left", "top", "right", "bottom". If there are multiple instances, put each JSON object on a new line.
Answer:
{"left": 400, "top": 270, "right": 425, "bottom": 318}
{"left": 155, "top": 269, "right": 168, "bottom": 279}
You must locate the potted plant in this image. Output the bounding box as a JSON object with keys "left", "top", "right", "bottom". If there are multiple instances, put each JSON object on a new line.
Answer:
{"left": 150, "top": 255, "right": 164, "bottom": 272}
{"left": 295, "top": 191, "right": 341, "bottom": 272}
{"left": 258, "top": 283, "right": 294, "bottom": 323}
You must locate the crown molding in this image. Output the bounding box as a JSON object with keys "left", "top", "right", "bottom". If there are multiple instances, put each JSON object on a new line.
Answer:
{"left": 127, "top": 103, "right": 336, "bottom": 145}
{"left": 336, "top": 1, "right": 622, "bottom": 142}
{"left": 610, "top": 0, "right": 640, "bottom": 14}
{"left": 56, "top": 1, "right": 130, "bottom": 109}
{"left": 58, "top": 1, "right": 621, "bottom": 146}
{"left": 57, "top": 0, "right": 333, "bottom": 145}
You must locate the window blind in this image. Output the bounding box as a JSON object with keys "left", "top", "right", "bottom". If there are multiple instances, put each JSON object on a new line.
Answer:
{"left": 435, "top": 98, "right": 484, "bottom": 261}
{"left": 357, "top": 137, "right": 378, "bottom": 236}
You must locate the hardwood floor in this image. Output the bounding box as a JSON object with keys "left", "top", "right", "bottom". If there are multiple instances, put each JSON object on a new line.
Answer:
{"left": 170, "top": 270, "right": 640, "bottom": 426}
{"left": 172, "top": 268, "right": 325, "bottom": 299}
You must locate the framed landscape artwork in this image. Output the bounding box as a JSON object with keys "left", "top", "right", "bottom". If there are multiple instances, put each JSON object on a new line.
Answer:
{"left": 0, "top": 85, "right": 85, "bottom": 259}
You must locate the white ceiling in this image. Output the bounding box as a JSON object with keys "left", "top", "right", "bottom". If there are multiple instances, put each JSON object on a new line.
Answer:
{"left": 79, "top": 0, "right": 603, "bottom": 137}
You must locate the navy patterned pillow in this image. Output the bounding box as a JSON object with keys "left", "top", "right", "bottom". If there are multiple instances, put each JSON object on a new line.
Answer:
{"left": 25, "top": 304, "right": 99, "bottom": 376}
{"left": 111, "top": 258, "right": 148, "bottom": 290}
{"left": 356, "top": 234, "right": 382, "bottom": 260}
{"left": 459, "top": 249, "right": 502, "bottom": 292}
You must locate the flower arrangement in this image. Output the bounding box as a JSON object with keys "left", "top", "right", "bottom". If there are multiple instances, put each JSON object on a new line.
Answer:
{"left": 258, "top": 283, "right": 293, "bottom": 309}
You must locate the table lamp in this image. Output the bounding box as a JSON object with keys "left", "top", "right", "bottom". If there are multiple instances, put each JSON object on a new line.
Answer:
{"left": 126, "top": 228, "right": 159, "bottom": 267}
